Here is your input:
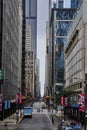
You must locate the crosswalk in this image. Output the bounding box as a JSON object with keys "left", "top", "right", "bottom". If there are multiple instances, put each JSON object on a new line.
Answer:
{"left": 32, "top": 109, "right": 48, "bottom": 114}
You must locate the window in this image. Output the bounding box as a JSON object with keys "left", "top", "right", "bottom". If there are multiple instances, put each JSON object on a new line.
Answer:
{"left": 71, "top": 0, "right": 80, "bottom": 8}
{"left": 58, "top": 1, "right": 63, "bottom": 8}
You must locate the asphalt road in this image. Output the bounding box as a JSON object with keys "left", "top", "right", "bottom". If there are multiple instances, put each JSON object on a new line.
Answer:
{"left": 15, "top": 113, "right": 55, "bottom": 130}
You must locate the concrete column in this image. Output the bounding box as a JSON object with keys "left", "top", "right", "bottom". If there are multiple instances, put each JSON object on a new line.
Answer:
{"left": 82, "top": 0, "right": 87, "bottom": 25}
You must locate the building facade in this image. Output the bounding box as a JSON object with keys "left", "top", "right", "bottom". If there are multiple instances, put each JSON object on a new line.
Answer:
{"left": 0, "top": 0, "right": 22, "bottom": 120}
{"left": 22, "top": 0, "right": 37, "bottom": 96}
{"left": 50, "top": 7, "right": 76, "bottom": 95}
{"left": 45, "top": 22, "right": 49, "bottom": 96}
{"left": 35, "top": 59, "right": 40, "bottom": 97}
{"left": 64, "top": 0, "right": 87, "bottom": 121}
{"left": 47, "top": 0, "right": 82, "bottom": 97}
{"left": 65, "top": 0, "right": 87, "bottom": 93}
{"left": 25, "top": 0, "right": 37, "bottom": 57}
{"left": 25, "top": 51, "right": 35, "bottom": 97}
{"left": 2, "top": 0, "right": 22, "bottom": 100}
{"left": 0, "top": 0, "right": 3, "bottom": 70}
{"left": 24, "top": 24, "right": 35, "bottom": 97}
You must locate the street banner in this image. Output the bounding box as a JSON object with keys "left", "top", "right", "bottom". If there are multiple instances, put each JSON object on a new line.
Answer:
{"left": 15, "top": 93, "right": 19, "bottom": 104}
{"left": 19, "top": 92, "right": 22, "bottom": 104}
{"left": 61, "top": 97, "right": 64, "bottom": 106}
{"left": 15, "top": 93, "right": 22, "bottom": 104}
{"left": 64, "top": 97, "right": 68, "bottom": 106}
{"left": 61, "top": 96, "right": 68, "bottom": 106}
{"left": 78, "top": 94, "right": 87, "bottom": 112}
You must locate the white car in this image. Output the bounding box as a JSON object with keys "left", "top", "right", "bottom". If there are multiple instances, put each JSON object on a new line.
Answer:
{"left": 64, "top": 126, "right": 73, "bottom": 130}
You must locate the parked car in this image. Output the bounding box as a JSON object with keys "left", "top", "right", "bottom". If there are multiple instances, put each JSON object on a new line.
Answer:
{"left": 70, "top": 121, "right": 82, "bottom": 130}
{"left": 64, "top": 125, "right": 73, "bottom": 130}
{"left": 23, "top": 106, "right": 33, "bottom": 118}
{"left": 58, "top": 123, "right": 73, "bottom": 130}
{"left": 58, "top": 122, "right": 66, "bottom": 130}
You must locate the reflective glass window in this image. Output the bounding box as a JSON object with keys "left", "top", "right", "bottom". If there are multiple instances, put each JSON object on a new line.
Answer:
{"left": 56, "top": 21, "right": 71, "bottom": 36}
{"left": 56, "top": 38, "right": 67, "bottom": 46}
{"left": 71, "top": 0, "right": 81, "bottom": 8}
{"left": 56, "top": 10, "right": 76, "bottom": 20}
{"left": 58, "top": 1, "right": 63, "bottom": 8}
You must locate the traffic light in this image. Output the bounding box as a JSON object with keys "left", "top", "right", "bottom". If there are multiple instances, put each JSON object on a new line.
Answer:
{"left": 0, "top": 69, "right": 4, "bottom": 84}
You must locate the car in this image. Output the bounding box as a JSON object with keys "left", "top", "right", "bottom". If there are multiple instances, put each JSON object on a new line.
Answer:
{"left": 64, "top": 126, "right": 73, "bottom": 130}
{"left": 23, "top": 106, "right": 33, "bottom": 118}
{"left": 58, "top": 123, "right": 73, "bottom": 130}
{"left": 58, "top": 123, "right": 66, "bottom": 130}
{"left": 42, "top": 104, "right": 47, "bottom": 109}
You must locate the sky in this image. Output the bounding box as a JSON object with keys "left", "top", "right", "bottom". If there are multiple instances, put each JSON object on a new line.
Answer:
{"left": 37, "top": 0, "right": 49, "bottom": 96}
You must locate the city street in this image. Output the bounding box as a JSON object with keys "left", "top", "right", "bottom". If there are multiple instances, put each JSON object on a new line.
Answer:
{"left": 14, "top": 102, "right": 59, "bottom": 130}
{"left": 0, "top": 1, "right": 86, "bottom": 129}
{"left": 15, "top": 113, "right": 59, "bottom": 130}
{"left": 15, "top": 113, "right": 54, "bottom": 130}
{"left": 0, "top": 102, "right": 60, "bottom": 130}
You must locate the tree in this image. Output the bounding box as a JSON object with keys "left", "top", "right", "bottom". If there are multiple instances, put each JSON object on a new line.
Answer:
{"left": 55, "top": 90, "right": 74, "bottom": 105}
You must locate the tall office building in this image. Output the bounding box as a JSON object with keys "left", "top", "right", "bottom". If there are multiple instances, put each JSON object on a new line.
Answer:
{"left": 0, "top": 0, "right": 22, "bottom": 119}
{"left": 48, "top": 0, "right": 82, "bottom": 95}
{"left": 45, "top": 21, "right": 51, "bottom": 96}
{"left": 22, "top": 0, "right": 37, "bottom": 96}
{"left": 25, "top": 0, "right": 37, "bottom": 57}
{"left": 0, "top": 0, "right": 3, "bottom": 69}
{"left": 35, "top": 59, "right": 40, "bottom": 97}
{"left": 24, "top": 25, "right": 35, "bottom": 97}
{"left": 1, "top": 0, "right": 22, "bottom": 99}
{"left": 64, "top": 0, "right": 87, "bottom": 121}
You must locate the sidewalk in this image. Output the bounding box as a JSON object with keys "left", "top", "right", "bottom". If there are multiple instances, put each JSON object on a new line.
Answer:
{"left": 55, "top": 110, "right": 75, "bottom": 123}
{"left": 0, "top": 113, "right": 24, "bottom": 130}
{"left": 54, "top": 110, "right": 84, "bottom": 130}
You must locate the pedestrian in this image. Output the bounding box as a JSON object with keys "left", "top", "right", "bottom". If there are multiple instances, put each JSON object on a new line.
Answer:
{"left": 16, "top": 110, "right": 19, "bottom": 123}
{"left": 61, "top": 119, "right": 65, "bottom": 124}
{"left": 52, "top": 116, "right": 54, "bottom": 125}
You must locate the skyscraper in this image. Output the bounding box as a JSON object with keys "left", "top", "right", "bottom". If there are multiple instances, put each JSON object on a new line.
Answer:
{"left": 0, "top": 0, "right": 3, "bottom": 69}
{"left": 48, "top": 0, "right": 82, "bottom": 95}
{"left": 25, "top": 0, "right": 37, "bottom": 57}
{"left": 0, "top": 0, "right": 22, "bottom": 119}
{"left": 22, "top": 0, "right": 37, "bottom": 96}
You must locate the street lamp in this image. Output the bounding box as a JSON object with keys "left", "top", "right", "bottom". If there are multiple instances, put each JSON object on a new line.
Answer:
{"left": 74, "top": 77, "right": 86, "bottom": 130}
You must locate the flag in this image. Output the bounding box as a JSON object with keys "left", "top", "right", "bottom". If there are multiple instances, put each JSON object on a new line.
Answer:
{"left": 19, "top": 92, "right": 22, "bottom": 104}
{"left": 65, "top": 97, "right": 68, "bottom": 106}
{"left": 61, "top": 97, "right": 65, "bottom": 106}
{"left": 78, "top": 94, "right": 85, "bottom": 112}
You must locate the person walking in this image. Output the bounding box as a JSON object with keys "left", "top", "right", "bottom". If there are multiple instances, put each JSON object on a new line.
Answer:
{"left": 52, "top": 116, "right": 54, "bottom": 125}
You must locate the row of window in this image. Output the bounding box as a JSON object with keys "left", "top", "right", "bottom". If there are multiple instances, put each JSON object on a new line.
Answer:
{"left": 56, "top": 10, "right": 76, "bottom": 20}
{"left": 66, "top": 71, "right": 83, "bottom": 86}
{"left": 58, "top": 0, "right": 81, "bottom": 8}
{"left": 66, "top": 39, "right": 83, "bottom": 65}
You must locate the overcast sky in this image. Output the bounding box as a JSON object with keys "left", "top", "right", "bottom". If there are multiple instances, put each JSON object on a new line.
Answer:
{"left": 37, "top": 0, "right": 49, "bottom": 96}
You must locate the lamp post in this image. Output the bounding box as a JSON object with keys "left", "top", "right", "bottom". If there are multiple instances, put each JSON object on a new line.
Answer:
{"left": 74, "top": 77, "right": 86, "bottom": 130}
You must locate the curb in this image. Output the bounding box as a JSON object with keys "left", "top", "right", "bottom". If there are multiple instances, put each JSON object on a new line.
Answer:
{"left": 17, "top": 115, "right": 24, "bottom": 124}
{"left": 54, "top": 113, "right": 63, "bottom": 121}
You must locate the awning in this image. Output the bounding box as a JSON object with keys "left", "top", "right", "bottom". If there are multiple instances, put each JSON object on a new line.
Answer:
{"left": 70, "top": 104, "right": 79, "bottom": 108}
{"left": 45, "top": 96, "right": 54, "bottom": 99}
{"left": 22, "top": 96, "right": 26, "bottom": 100}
